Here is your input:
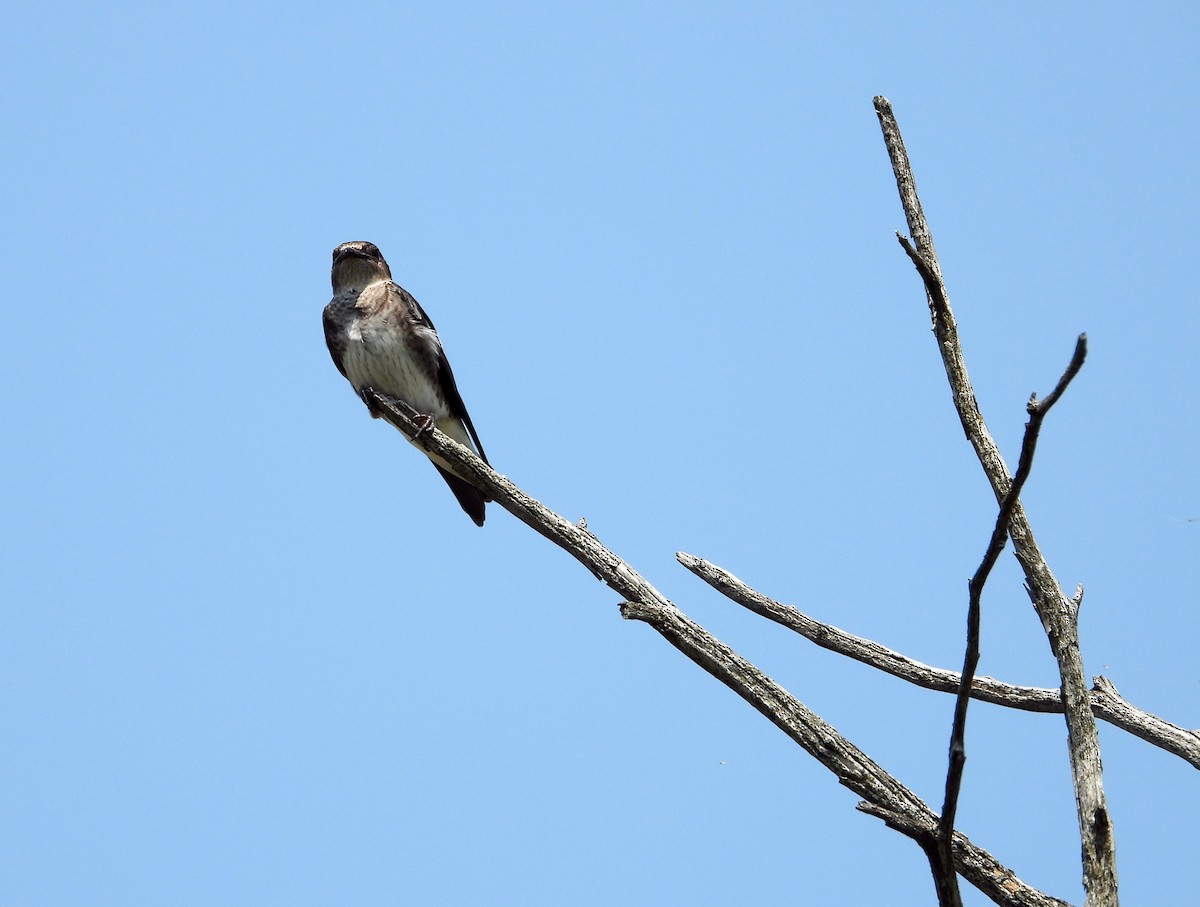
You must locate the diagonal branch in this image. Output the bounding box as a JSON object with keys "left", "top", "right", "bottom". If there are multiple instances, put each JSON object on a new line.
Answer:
{"left": 875, "top": 95, "right": 1119, "bottom": 907}
{"left": 363, "top": 388, "right": 1067, "bottom": 907}
{"left": 677, "top": 553, "right": 1200, "bottom": 769}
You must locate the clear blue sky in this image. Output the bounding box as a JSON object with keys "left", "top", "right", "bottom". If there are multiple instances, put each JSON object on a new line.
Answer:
{"left": 3, "top": 3, "right": 1196, "bottom": 904}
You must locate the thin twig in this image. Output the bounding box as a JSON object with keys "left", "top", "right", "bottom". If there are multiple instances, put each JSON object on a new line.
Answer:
{"left": 939, "top": 335, "right": 1089, "bottom": 888}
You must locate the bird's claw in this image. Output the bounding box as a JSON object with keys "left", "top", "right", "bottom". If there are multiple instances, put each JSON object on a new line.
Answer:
{"left": 411, "top": 413, "right": 436, "bottom": 439}
{"left": 358, "top": 386, "right": 433, "bottom": 438}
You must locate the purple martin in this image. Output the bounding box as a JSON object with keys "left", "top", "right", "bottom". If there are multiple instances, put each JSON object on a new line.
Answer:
{"left": 323, "top": 241, "right": 489, "bottom": 526}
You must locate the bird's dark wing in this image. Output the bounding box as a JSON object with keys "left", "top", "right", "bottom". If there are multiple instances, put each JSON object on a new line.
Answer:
{"left": 392, "top": 283, "right": 489, "bottom": 466}
{"left": 322, "top": 302, "right": 349, "bottom": 379}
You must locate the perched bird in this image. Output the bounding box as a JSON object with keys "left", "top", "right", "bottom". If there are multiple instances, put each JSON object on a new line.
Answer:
{"left": 323, "top": 241, "right": 489, "bottom": 526}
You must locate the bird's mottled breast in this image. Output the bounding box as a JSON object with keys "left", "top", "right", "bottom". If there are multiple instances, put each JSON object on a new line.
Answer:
{"left": 328, "top": 286, "right": 449, "bottom": 418}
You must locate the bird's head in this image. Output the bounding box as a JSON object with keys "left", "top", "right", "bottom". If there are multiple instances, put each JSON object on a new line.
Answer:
{"left": 331, "top": 241, "right": 392, "bottom": 292}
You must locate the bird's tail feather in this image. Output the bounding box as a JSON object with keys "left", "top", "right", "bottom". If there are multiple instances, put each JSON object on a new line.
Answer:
{"left": 433, "top": 465, "right": 488, "bottom": 527}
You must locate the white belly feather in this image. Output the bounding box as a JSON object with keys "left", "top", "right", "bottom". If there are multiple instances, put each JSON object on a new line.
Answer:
{"left": 342, "top": 317, "right": 449, "bottom": 419}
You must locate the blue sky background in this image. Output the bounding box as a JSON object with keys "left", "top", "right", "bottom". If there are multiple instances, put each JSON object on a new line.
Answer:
{"left": 3, "top": 3, "right": 1197, "bottom": 904}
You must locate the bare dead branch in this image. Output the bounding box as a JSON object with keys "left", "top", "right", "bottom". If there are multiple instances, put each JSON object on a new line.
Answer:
{"left": 874, "top": 95, "right": 1119, "bottom": 906}
{"left": 1032, "top": 336, "right": 1088, "bottom": 415}
{"left": 875, "top": 98, "right": 942, "bottom": 280}
{"left": 676, "top": 553, "right": 1200, "bottom": 768}
{"left": 920, "top": 829, "right": 966, "bottom": 907}
{"left": 363, "top": 388, "right": 1066, "bottom": 907}
{"left": 940, "top": 334, "right": 1090, "bottom": 900}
